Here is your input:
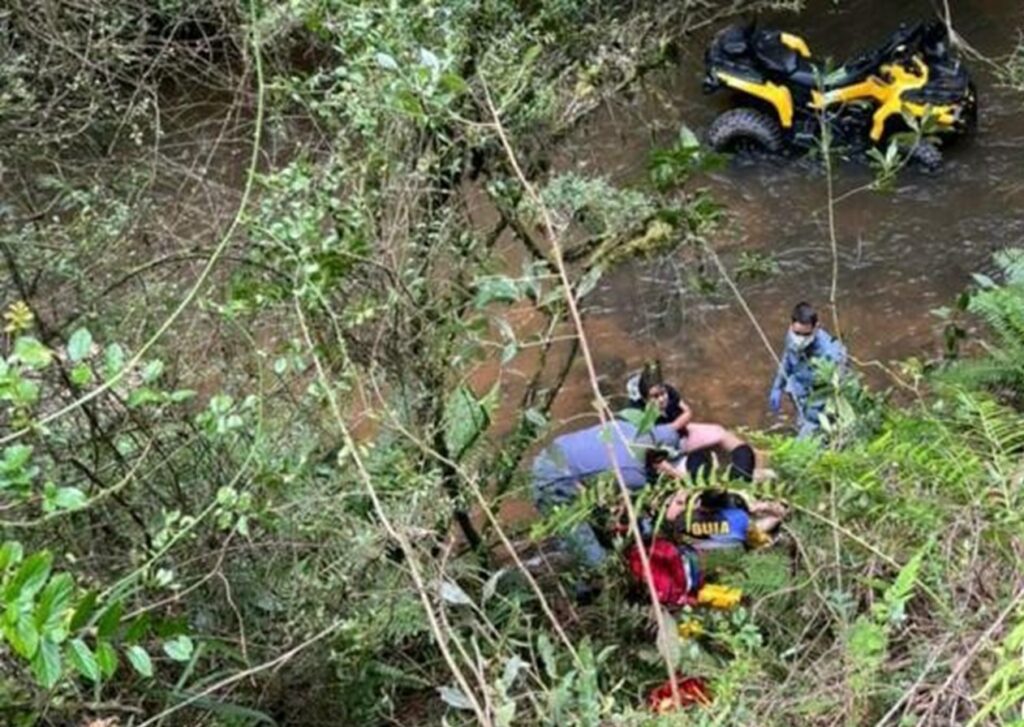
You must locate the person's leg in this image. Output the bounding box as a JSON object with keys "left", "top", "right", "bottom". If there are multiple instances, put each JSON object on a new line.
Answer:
{"left": 682, "top": 422, "right": 727, "bottom": 452}
{"left": 534, "top": 485, "right": 608, "bottom": 568}
{"left": 532, "top": 452, "right": 607, "bottom": 568}
{"left": 797, "top": 402, "right": 825, "bottom": 439}
{"left": 727, "top": 443, "right": 756, "bottom": 482}
{"left": 719, "top": 429, "right": 745, "bottom": 452}
{"left": 565, "top": 522, "right": 608, "bottom": 569}
{"left": 683, "top": 448, "right": 714, "bottom": 483}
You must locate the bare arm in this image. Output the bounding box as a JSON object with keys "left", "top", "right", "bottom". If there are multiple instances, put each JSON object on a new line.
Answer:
{"left": 665, "top": 489, "right": 689, "bottom": 522}
{"left": 654, "top": 459, "right": 687, "bottom": 480}
{"left": 667, "top": 400, "right": 693, "bottom": 432}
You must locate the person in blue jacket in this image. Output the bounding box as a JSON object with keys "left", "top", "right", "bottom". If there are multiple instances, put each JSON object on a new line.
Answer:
{"left": 531, "top": 419, "right": 683, "bottom": 569}
{"left": 768, "top": 302, "right": 847, "bottom": 438}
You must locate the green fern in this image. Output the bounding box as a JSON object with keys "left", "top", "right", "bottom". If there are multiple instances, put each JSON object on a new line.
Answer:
{"left": 968, "top": 614, "right": 1024, "bottom": 726}
{"left": 717, "top": 550, "right": 792, "bottom": 599}
{"left": 945, "top": 248, "right": 1024, "bottom": 400}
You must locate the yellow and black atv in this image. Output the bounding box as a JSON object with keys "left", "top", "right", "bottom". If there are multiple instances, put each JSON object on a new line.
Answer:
{"left": 703, "top": 21, "right": 976, "bottom": 171}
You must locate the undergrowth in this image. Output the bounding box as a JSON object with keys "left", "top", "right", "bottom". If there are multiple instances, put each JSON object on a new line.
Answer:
{"left": 2, "top": 1, "right": 1023, "bottom": 725}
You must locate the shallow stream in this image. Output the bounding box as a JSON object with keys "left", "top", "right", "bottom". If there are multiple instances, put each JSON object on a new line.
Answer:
{"left": 539, "top": 0, "right": 1024, "bottom": 435}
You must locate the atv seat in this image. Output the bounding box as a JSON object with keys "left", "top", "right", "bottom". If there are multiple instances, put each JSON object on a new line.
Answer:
{"left": 751, "top": 23, "right": 928, "bottom": 92}
{"left": 752, "top": 30, "right": 880, "bottom": 91}
{"left": 750, "top": 31, "right": 840, "bottom": 90}
{"left": 752, "top": 31, "right": 802, "bottom": 76}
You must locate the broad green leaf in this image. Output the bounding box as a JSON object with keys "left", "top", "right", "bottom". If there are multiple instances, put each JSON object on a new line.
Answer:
{"left": 162, "top": 634, "right": 194, "bottom": 662}
{"left": 216, "top": 486, "right": 238, "bottom": 506}
{"left": 5, "top": 550, "right": 53, "bottom": 603}
{"left": 69, "top": 590, "right": 98, "bottom": 631}
{"left": 9, "top": 616, "right": 40, "bottom": 659}
{"left": 125, "top": 645, "right": 153, "bottom": 678}
{"left": 141, "top": 359, "right": 164, "bottom": 383}
{"left": 438, "top": 685, "right": 474, "bottom": 711}
{"left": 66, "top": 328, "right": 93, "bottom": 362}
{"left": 70, "top": 362, "right": 93, "bottom": 386}
{"left": 440, "top": 71, "right": 468, "bottom": 95}
{"left": 972, "top": 272, "right": 996, "bottom": 289}
{"left": 208, "top": 394, "right": 233, "bottom": 415}
{"left": 574, "top": 265, "right": 604, "bottom": 301}
{"left": 30, "top": 637, "right": 61, "bottom": 689}
{"left": 496, "top": 701, "right": 517, "bottom": 727}
{"left": 12, "top": 336, "right": 52, "bottom": 369}
{"left": 501, "top": 655, "right": 526, "bottom": 691}
{"left": 35, "top": 573, "right": 74, "bottom": 633}
{"left": 96, "top": 601, "right": 123, "bottom": 640}
{"left": 123, "top": 612, "right": 149, "bottom": 642}
{"left": 444, "top": 386, "right": 491, "bottom": 460}
{"left": 500, "top": 342, "right": 517, "bottom": 364}
{"left": 678, "top": 124, "right": 700, "bottom": 149}
{"left": 523, "top": 408, "right": 547, "bottom": 428}
{"left": 439, "top": 580, "right": 473, "bottom": 607}
{"left": 537, "top": 632, "right": 557, "bottom": 679}
{"left": 0, "top": 541, "right": 24, "bottom": 572}
{"left": 2, "top": 444, "right": 32, "bottom": 471}
{"left": 67, "top": 638, "right": 101, "bottom": 682}
{"left": 52, "top": 486, "right": 87, "bottom": 511}
{"left": 418, "top": 47, "right": 440, "bottom": 70}
{"left": 95, "top": 641, "right": 118, "bottom": 678}
{"left": 13, "top": 378, "right": 40, "bottom": 405}
{"left": 617, "top": 407, "right": 644, "bottom": 427}
{"left": 473, "top": 276, "right": 521, "bottom": 308}
{"left": 375, "top": 52, "right": 398, "bottom": 70}
{"left": 632, "top": 402, "right": 661, "bottom": 436}
{"left": 127, "top": 387, "right": 162, "bottom": 408}
{"left": 482, "top": 568, "right": 507, "bottom": 604}
{"left": 103, "top": 343, "right": 126, "bottom": 381}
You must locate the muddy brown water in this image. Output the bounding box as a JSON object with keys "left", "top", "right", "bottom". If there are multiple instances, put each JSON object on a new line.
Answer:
{"left": 509, "top": 0, "right": 1024, "bottom": 450}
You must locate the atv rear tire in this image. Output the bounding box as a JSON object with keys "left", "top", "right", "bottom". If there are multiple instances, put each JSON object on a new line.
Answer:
{"left": 908, "top": 140, "right": 942, "bottom": 173}
{"left": 707, "top": 108, "right": 784, "bottom": 155}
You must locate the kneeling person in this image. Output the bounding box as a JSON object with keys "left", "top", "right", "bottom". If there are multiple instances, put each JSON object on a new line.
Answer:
{"left": 532, "top": 419, "right": 683, "bottom": 568}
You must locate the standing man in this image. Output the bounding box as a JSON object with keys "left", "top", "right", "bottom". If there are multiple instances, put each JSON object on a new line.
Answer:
{"left": 768, "top": 302, "right": 847, "bottom": 438}
{"left": 531, "top": 419, "right": 683, "bottom": 569}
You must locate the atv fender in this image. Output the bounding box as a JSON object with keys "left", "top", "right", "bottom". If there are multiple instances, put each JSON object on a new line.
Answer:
{"left": 712, "top": 71, "right": 795, "bottom": 128}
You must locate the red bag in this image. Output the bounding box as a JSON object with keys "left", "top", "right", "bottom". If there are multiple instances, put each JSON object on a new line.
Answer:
{"left": 648, "top": 674, "right": 712, "bottom": 712}
{"left": 626, "top": 539, "right": 700, "bottom": 607}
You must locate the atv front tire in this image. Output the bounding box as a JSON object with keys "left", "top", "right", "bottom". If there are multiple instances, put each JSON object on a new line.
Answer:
{"left": 908, "top": 140, "right": 942, "bottom": 173}
{"left": 707, "top": 108, "right": 784, "bottom": 155}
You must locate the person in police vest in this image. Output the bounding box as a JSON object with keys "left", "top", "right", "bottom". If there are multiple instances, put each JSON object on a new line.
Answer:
{"left": 663, "top": 488, "right": 788, "bottom": 550}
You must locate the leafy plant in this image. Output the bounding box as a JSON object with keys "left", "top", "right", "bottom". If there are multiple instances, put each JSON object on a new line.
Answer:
{"left": 648, "top": 125, "right": 727, "bottom": 192}
{"left": 942, "top": 248, "right": 1024, "bottom": 403}
{"left": 734, "top": 251, "right": 781, "bottom": 281}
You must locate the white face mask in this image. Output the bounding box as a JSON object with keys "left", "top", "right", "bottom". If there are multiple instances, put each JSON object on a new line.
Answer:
{"left": 788, "top": 330, "right": 814, "bottom": 351}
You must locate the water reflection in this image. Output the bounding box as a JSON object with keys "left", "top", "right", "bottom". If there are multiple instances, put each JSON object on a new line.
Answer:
{"left": 550, "top": 0, "right": 1024, "bottom": 431}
